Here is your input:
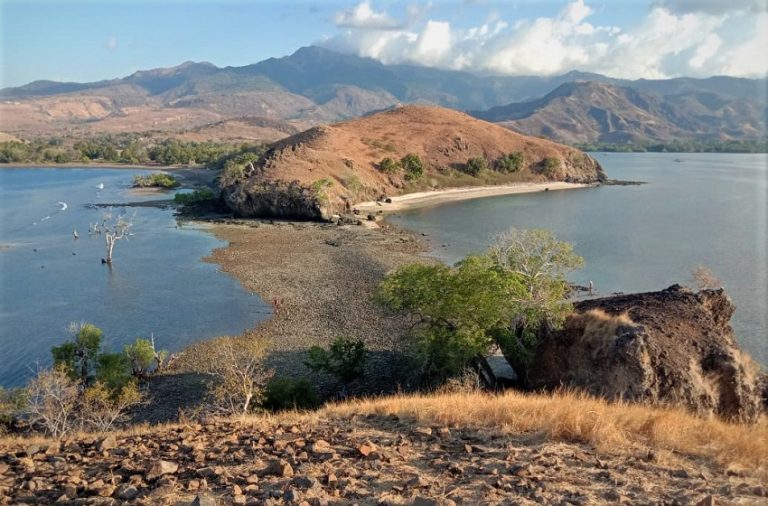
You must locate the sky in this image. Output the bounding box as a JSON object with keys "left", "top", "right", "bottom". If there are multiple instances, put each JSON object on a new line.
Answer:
{"left": 1, "top": 0, "right": 766, "bottom": 88}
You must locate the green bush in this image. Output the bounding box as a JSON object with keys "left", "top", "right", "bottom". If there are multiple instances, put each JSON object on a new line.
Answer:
{"left": 378, "top": 157, "right": 401, "bottom": 174}
{"left": 540, "top": 157, "right": 561, "bottom": 176}
{"left": 173, "top": 188, "right": 217, "bottom": 205}
{"left": 465, "top": 157, "right": 488, "bottom": 176}
{"left": 495, "top": 152, "right": 525, "bottom": 173}
{"left": 401, "top": 153, "right": 424, "bottom": 181}
{"left": 132, "top": 172, "right": 180, "bottom": 189}
{"left": 305, "top": 336, "right": 368, "bottom": 385}
{"left": 262, "top": 377, "right": 321, "bottom": 411}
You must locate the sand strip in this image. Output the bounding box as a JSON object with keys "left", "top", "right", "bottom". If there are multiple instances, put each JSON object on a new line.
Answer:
{"left": 355, "top": 181, "right": 593, "bottom": 213}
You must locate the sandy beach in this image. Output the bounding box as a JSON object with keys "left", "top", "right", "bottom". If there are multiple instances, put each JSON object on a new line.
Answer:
{"left": 355, "top": 181, "right": 593, "bottom": 213}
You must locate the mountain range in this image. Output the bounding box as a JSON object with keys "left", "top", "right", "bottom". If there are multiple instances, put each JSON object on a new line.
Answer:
{"left": 1, "top": 46, "right": 765, "bottom": 144}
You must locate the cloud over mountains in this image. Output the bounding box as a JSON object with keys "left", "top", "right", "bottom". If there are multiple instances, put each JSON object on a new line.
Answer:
{"left": 322, "top": 0, "right": 767, "bottom": 79}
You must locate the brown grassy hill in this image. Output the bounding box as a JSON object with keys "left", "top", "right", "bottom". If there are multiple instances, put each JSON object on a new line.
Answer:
{"left": 224, "top": 105, "right": 605, "bottom": 219}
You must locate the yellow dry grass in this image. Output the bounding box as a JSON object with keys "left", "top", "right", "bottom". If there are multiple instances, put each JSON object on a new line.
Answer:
{"left": 3, "top": 389, "right": 766, "bottom": 479}
{"left": 321, "top": 389, "right": 768, "bottom": 476}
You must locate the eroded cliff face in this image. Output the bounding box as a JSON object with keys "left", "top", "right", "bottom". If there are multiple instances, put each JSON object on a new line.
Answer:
{"left": 524, "top": 286, "right": 764, "bottom": 422}
{"left": 222, "top": 179, "right": 327, "bottom": 221}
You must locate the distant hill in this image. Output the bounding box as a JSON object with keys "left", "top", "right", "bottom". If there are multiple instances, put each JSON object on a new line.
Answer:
{"left": 222, "top": 105, "right": 605, "bottom": 220}
{"left": 472, "top": 81, "right": 767, "bottom": 144}
{"left": 1, "top": 46, "right": 765, "bottom": 142}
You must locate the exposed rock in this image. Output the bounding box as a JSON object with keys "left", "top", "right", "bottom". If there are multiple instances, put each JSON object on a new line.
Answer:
{"left": 146, "top": 460, "right": 179, "bottom": 480}
{"left": 525, "top": 286, "right": 763, "bottom": 422}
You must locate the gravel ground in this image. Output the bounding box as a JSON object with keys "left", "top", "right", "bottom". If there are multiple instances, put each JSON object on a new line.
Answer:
{"left": 194, "top": 220, "right": 432, "bottom": 395}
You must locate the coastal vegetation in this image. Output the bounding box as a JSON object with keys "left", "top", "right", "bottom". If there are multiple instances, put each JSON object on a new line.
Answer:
{"left": 494, "top": 151, "right": 525, "bottom": 172}
{"left": 305, "top": 336, "right": 368, "bottom": 389}
{"left": 0, "top": 135, "right": 264, "bottom": 166}
{"left": 400, "top": 153, "right": 424, "bottom": 181}
{"left": 131, "top": 172, "right": 180, "bottom": 189}
{"left": 376, "top": 228, "right": 583, "bottom": 383}
{"left": 172, "top": 187, "right": 217, "bottom": 205}
{"left": 464, "top": 156, "right": 488, "bottom": 176}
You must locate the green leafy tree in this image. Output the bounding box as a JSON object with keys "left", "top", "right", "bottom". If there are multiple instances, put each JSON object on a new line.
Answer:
{"left": 465, "top": 157, "right": 488, "bottom": 176}
{"left": 377, "top": 229, "right": 583, "bottom": 382}
{"left": 305, "top": 336, "right": 368, "bottom": 387}
{"left": 52, "top": 322, "right": 104, "bottom": 384}
{"left": 124, "top": 337, "right": 168, "bottom": 378}
{"left": 401, "top": 153, "right": 424, "bottom": 181}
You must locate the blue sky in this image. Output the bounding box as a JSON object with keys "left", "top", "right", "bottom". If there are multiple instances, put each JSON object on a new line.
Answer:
{"left": 1, "top": 0, "right": 765, "bottom": 88}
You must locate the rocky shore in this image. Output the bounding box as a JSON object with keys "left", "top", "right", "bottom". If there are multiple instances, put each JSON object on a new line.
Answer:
{"left": 168, "top": 220, "right": 432, "bottom": 397}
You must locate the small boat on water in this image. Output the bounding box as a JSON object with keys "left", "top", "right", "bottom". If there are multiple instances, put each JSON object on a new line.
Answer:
{"left": 97, "top": 183, "right": 105, "bottom": 190}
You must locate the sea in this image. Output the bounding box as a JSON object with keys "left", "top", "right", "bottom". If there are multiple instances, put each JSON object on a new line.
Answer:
{"left": 0, "top": 168, "right": 270, "bottom": 387}
{"left": 388, "top": 153, "right": 767, "bottom": 366}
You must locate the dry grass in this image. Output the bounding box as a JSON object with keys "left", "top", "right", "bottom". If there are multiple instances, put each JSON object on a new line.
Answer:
{"left": 568, "top": 308, "right": 635, "bottom": 358}
{"left": 321, "top": 389, "right": 768, "bottom": 476}
{"left": 3, "top": 389, "right": 766, "bottom": 479}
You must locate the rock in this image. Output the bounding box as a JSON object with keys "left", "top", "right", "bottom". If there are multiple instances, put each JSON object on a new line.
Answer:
{"left": 97, "top": 435, "right": 117, "bottom": 452}
{"left": 694, "top": 496, "right": 716, "bottom": 506}
{"left": 357, "top": 441, "right": 377, "bottom": 457}
{"left": 294, "top": 476, "right": 321, "bottom": 490}
{"left": 524, "top": 286, "right": 764, "bottom": 422}
{"left": 310, "top": 440, "right": 333, "bottom": 454}
{"left": 263, "top": 459, "right": 294, "bottom": 478}
{"left": 284, "top": 488, "right": 301, "bottom": 503}
{"left": 146, "top": 460, "right": 179, "bottom": 480}
{"left": 191, "top": 495, "right": 217, "bottom": 506}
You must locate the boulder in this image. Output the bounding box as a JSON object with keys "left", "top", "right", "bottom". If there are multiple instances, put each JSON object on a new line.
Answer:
{"left": 525, "top": 286, "right": 763, "bottom": 422}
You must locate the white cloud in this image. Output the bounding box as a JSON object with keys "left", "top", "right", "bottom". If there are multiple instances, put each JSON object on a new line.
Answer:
{"left": 324, "top": 0, "right": 768, "bottom": 78}
{"left": 106, "top": 36, "right": 118, "bottom": 51}
{"left": 334, "top": 1, "right": 401, "bottom": 30}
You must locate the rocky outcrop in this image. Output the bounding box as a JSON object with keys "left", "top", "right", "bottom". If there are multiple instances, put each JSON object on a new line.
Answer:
{"left": 526, "top": 285, "right": 764, "bottom": 422}
{"left": 222, "top": 179, "right": 327, "bottom": 221}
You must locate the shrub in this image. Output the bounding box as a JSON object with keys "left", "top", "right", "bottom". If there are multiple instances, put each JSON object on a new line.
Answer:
{"left": 539, "top": 157, "right": 561, "bottom": 176}
{"left": 132, "top": 172, "right": 180, "bottom": 189}
{"left": 495, "top": 152, "right": 525, "bottom": 173}
{"left": 691, "top": 265, "right": 721, "bottom": 290}
{"left": 378, "top": 157, "right": 401, "bottom": 174}
{"left": 124, "top": 337, "right": 168, "bottom": 378}
{"left": 25, "top": 366, "right": 81, "bottom": 438}
{"left": 174, "top": 187, "right": 217, "bottom": 205}
{"left": 80, "top": 380, "right": 143, "bottom": 433}
{"left": 262, "top": 377, "right": 321, "bottom": 411}
{"left": 52, "top": 322, "right": 104, "bottom": 384}
{"left": 401, "top": 153, "right": 424, "bottom": 181}
{"left": 203, "top": 334, "right": 273, "bottom": 415}
{"left": 465, "top": 157, "right": 488, "bottom": 176}
{"left": 305, "top": 336, "right": 368, "bottom": 386}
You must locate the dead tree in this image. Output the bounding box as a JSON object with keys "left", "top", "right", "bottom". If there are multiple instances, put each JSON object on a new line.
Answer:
{"left": 101, "top": 211, "right": 133, "bottom": 264}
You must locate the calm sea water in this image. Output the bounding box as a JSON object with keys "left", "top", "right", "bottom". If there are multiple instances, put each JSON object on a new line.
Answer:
{"left": 0, "top": 168, "right": 270, "bottom": 387}
{"left": 389, "top": 153, "right": 768, "bottom": 366}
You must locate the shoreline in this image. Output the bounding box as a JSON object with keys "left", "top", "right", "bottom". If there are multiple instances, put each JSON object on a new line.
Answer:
{"left": 0, "top": 162, "right": 198, "bottom": 170}
{"left": 355, "top": 181, "right": 594, "bottom": 213}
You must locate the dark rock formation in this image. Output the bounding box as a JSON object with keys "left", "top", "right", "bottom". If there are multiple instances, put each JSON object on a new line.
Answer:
{"left": 526, "top": 285, "right": 763, "bottom": 422}
{"left": 222, "top": 179, "right": 327, "bottom": 220}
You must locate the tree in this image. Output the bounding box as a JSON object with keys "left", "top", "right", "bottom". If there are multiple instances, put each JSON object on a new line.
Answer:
{"left": 102, "top": 211, "right": 133, "bottom": 264}
{"left": 80, "top": 381, "right": 142, "bottom": 433}
{"left": 401, "top": 153, "right": 424, "bottom": 181}
{"left": 124, "top": 337, "right": 167, "bottom": 379}
{"left": 377, "top": 228, "right": 584, "bottom": 382}
{"left": 376, "top": 256, "right": 524, "bottom": 381}
{"left": 204, "top": 334, "right": 273, "bottom": 415}
{"left": 305, "top": 336, "right": 368, "bottom": 388}
{"left": 25, "top": 366, "right": 81, "bottom": 438}
{"left": 465, "top": 157, "right": 488, "bottom": 176}
{"left": 52, "top": 322, "right": 103, "bottom": 384}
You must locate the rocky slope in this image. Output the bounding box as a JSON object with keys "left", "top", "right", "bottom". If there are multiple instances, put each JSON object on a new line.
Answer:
{"left": 2, "top": 394, "right": 766, "bottom": 506}
{"left": 525, "top": 285, "right": 764, "bottom": 423}
{"left": 472, "top": 81, "right": 767, "bottom": 144}
{"left": 222, "top": 105, "right": 605, "bottom": 220}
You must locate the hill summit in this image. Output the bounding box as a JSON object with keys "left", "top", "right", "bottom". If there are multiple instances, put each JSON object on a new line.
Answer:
{"left": 222, "top": 105, "right": 606, "bottom": 220}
